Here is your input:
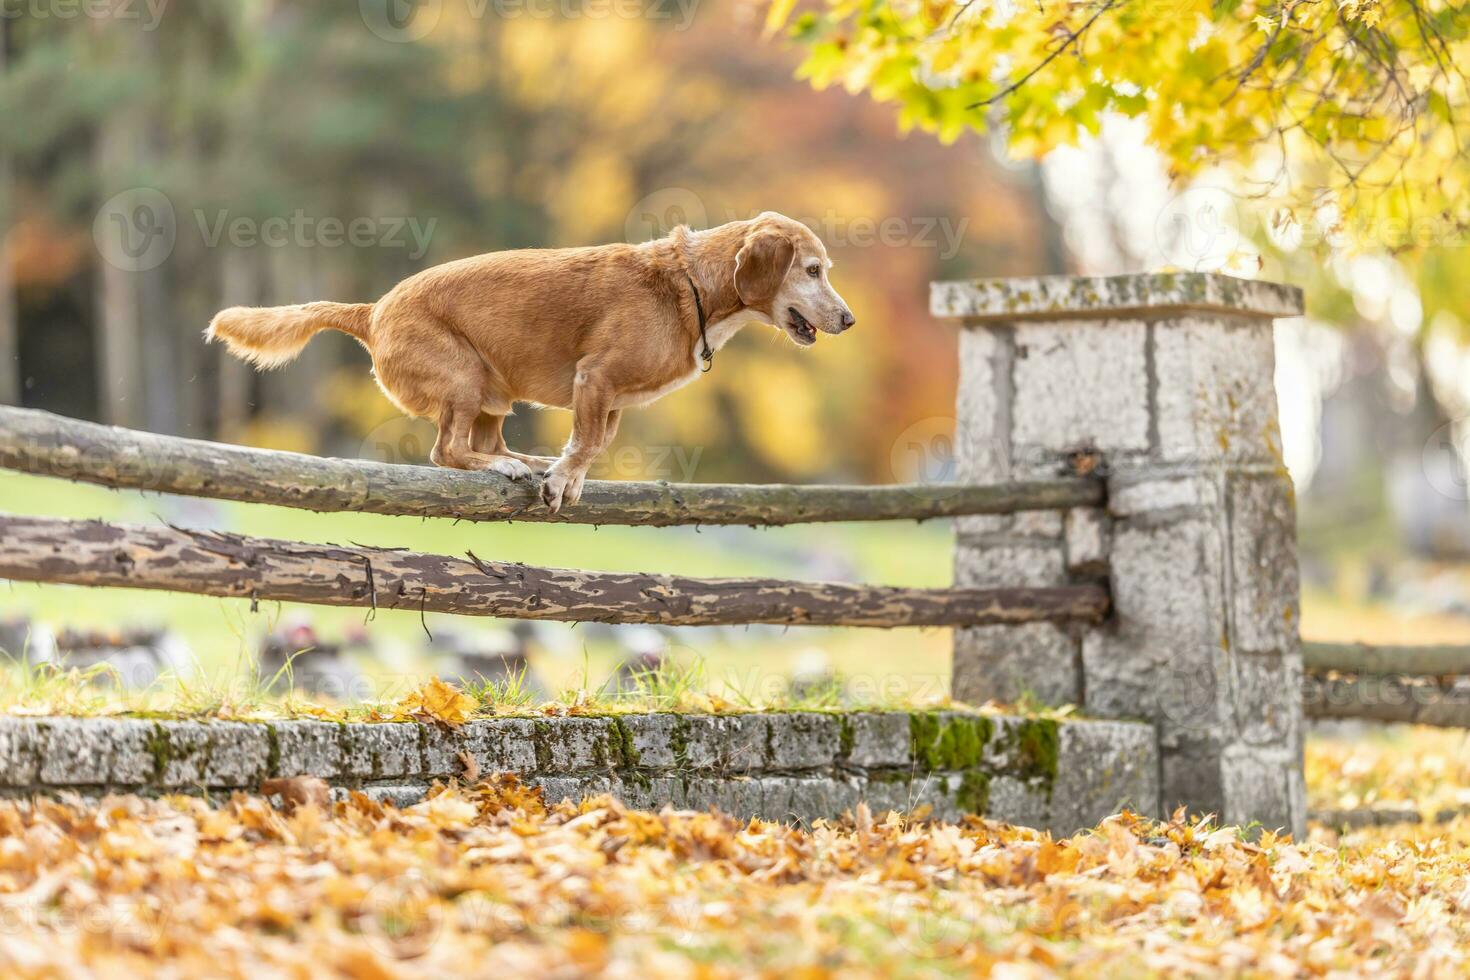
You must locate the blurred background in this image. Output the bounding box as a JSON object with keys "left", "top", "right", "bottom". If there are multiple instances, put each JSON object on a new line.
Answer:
{"left": 1, "top": 1, "right": 1468, "bottom": 710}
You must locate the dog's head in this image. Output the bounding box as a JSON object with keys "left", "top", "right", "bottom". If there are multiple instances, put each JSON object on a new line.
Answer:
{"left": 733, "top": 212, "right": 854, "bottom": 347}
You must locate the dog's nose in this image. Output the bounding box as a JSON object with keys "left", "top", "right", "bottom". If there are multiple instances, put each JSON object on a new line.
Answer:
{"left": 839, "top": 310, "right": 855, "bottom": 331}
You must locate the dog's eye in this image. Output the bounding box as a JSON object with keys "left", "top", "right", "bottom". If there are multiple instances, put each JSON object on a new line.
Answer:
{"left": 806, "top": 265, "right": 820, "bottom": 278}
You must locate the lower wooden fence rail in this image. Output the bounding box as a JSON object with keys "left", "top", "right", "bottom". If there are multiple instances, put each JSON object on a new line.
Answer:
{"left": 0, "top": 406, "right": 1102, "bottom": 527}
{"left": 1302, "top": 642, "right": 1470, "bottom": 677}
{"left": 0, "top": 515, "right": 1111, "bottom": 629}
{"left": 1302, "top": 641, "right": 1470, "bottom": 729}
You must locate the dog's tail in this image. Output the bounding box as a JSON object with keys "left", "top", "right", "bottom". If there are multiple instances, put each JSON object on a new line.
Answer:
{"left": 205, "top": 301, "right": 374, "bottom": 369}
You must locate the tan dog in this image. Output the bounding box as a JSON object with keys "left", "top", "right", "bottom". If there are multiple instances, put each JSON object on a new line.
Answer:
{"left": 206, "top": 212, "right": 854, "bottom": 512}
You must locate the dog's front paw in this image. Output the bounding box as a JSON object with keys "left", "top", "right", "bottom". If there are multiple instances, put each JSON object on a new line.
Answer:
{"left": 540, "top": 464, "right": 586, "bottom": 514}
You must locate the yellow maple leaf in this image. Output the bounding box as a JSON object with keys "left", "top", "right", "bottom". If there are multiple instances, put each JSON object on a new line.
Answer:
{"left": 393, "top": 678, "right": 478, "bottom": 727}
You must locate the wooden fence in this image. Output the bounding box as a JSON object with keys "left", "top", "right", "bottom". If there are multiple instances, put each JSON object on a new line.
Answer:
{"left": 1303, "top": 641, "right": 1470, "bottom": 729}
{"left": 0, "top": 406, "right": 1109, "bottom": 630}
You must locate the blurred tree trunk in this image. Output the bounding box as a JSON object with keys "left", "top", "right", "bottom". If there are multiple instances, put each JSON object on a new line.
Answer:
{"left": 0, "top": 20, "right": 18, "bottom": 406}
{"left": 92, "top": 127, "right": 145, "bottom": 430}
{"left": 216, "top": 247, "right": 259, "bottom": 438}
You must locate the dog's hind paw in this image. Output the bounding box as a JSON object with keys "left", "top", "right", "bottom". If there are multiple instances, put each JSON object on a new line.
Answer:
{"left": 487, "top": 456, "right": 534, "bottom": 481}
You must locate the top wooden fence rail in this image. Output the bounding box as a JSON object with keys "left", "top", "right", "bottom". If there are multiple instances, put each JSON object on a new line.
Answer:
{"left": 0, "top": 407, "right": 1102, "bottom": 527}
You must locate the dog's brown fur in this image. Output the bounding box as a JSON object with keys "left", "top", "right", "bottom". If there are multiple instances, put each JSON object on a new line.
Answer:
{"left": 207, "top": 211, "right": 854, "bottom": 511}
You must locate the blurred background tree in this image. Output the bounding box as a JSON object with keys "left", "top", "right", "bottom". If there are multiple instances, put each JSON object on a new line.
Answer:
{"left": 0, "top": 0, "right": 1062, "bottom": 485}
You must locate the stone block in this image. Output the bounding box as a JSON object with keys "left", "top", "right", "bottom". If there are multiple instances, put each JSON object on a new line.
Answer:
{"left": 619, "top": 713, "right": 678, "bottom": 769}
{"left": 1109, "top": 475, "right": 1220, "bottom": 516}
{"left": 684, "top": 776, "right": 763, "bottom": 818}
{"left": 954, "top": 623, "right": 1080, "bottom": 707}
{"left": 1048, "top": 720, "right": 1160, "bottom": 832}
{"left": 1064, "top": 507, "right": 1108, "bottom": 571}
{"left": 953, "top": 542, "right": 1065, "bottom": 589}
{"left": 0, "top": 720, "right": 41, "bottom": 786}
{"left": 955, "top": 327, "right": 1012, "bottom": 482}
{"left": 782, "top": 776, "right": 861, "bottom": 824}
{"left": 106, "top": 720, "right": 158, "bottom": 786}
{"left": 273, "top": 721, "right": 344, "bottom": 779}
{"left": 1220, "top": 743, "right": 1305, "bottom": 836}
{"left": 341, "top": 723, "right": 422, "bottom": 779}
{"left": 844, "top": 712, "right": 912, "bottom": 768}
{"left": 478, "top": 719, "right": 537, "bottom": 774}
{"left": 984, "top": 775, "right": 1051, "bottom": 828}
{"left": 679, "top": 714, "right": 768, "bottom": 772}
{"left": 357, "top": 785, "right": 429, "bottom": 808}
{"left": 39, "top": 719, "right": 124, "bottom": 785}
{"left": 619, "top": 776, "right": 684, "bottom": 812}
{"left": 1232, "top": 652, "right": 1301, "bottom": 748}
{"left": 150, "top": 722, "right": 212, "bottom": 788}
{"left": 1153, "top": 316, "right": 1281, "bottom": 464}
{"left": 1109, "top": 517, "right": 1227, "bottom": 642}
{"left": 539, "top": 718, "right": 619, "bottom": 772}
{"left": 765, "top": 712, "right": 841, "bottom": 770}
{"left": 1011, "top": 320, "right": 1150, "bottom": 453}
{"left": 1228, "top": 475, "right": 1301, "bottom": 654}
{"left": 202, "top": 723, "right": 272, "bottom": 786}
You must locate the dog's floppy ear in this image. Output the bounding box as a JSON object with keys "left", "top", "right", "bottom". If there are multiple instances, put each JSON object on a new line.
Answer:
{"left": 734, "top": 231, "right": 795, "bottom": 306}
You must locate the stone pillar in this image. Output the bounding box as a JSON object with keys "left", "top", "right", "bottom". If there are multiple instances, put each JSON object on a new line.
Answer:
{"left": 933, "top": 273, "right": 1307, "bottom": 836}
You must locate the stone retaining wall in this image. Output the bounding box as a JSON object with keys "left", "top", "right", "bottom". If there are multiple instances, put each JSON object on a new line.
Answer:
{"left": 0, "top": 711, "right": 1158, "bottom": 835}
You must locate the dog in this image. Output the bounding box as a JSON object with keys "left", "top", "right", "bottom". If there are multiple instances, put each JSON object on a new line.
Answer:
{"left": 206, "top": 211, "right": 854, "bottom": 512}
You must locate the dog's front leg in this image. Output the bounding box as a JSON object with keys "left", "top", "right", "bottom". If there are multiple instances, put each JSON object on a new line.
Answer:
{"left": 541, "top": 370, "right": 615, "bottom": 513}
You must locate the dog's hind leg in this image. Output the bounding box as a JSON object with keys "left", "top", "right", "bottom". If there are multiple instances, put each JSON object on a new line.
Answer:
{"left": 474, "top": 413, "right": 557, "bottom": 474}
{"left": 429, "top": 400, "right": 533, "bottom": 480}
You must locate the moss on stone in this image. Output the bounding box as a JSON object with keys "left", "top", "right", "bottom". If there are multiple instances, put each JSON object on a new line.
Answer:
{"left": 837, "top": 715, "right": 855, "bottom": 762}
{"left": 531, "top": 721, "right": 554, "bottom": 770}
{"left": 909, "top": 712, "right": 994, "bottom": 771}
{"left": 670, "top": 717, "right": 689, "bottom": 770}
{"left": 145, "top": 724, "right": 172, "bottom": 781}
{"left": 611, "top": 718, "right": 639, "bottom": 769}
{"left": 955, "top": 769, "right": 991, "bottom": 815}
{"left": 265, "top": 724, "right": 281, "bottom": 779}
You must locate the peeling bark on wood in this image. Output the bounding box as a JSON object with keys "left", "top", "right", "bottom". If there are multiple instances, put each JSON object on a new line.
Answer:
{"left": 0, "top": 407, "right": 1102, "bottom": 527}
{"left": 0, "top": 515, "right": 1111, "bottom": 629}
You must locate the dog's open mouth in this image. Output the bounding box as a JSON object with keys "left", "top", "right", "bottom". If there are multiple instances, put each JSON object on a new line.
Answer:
{"left": 786, "top": 307, "right": 816, "bottom": 345}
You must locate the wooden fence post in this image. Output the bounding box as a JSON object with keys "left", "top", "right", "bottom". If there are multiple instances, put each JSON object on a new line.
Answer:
{"left": 934, "top": 273, "right": 1307, "bottom": 837}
